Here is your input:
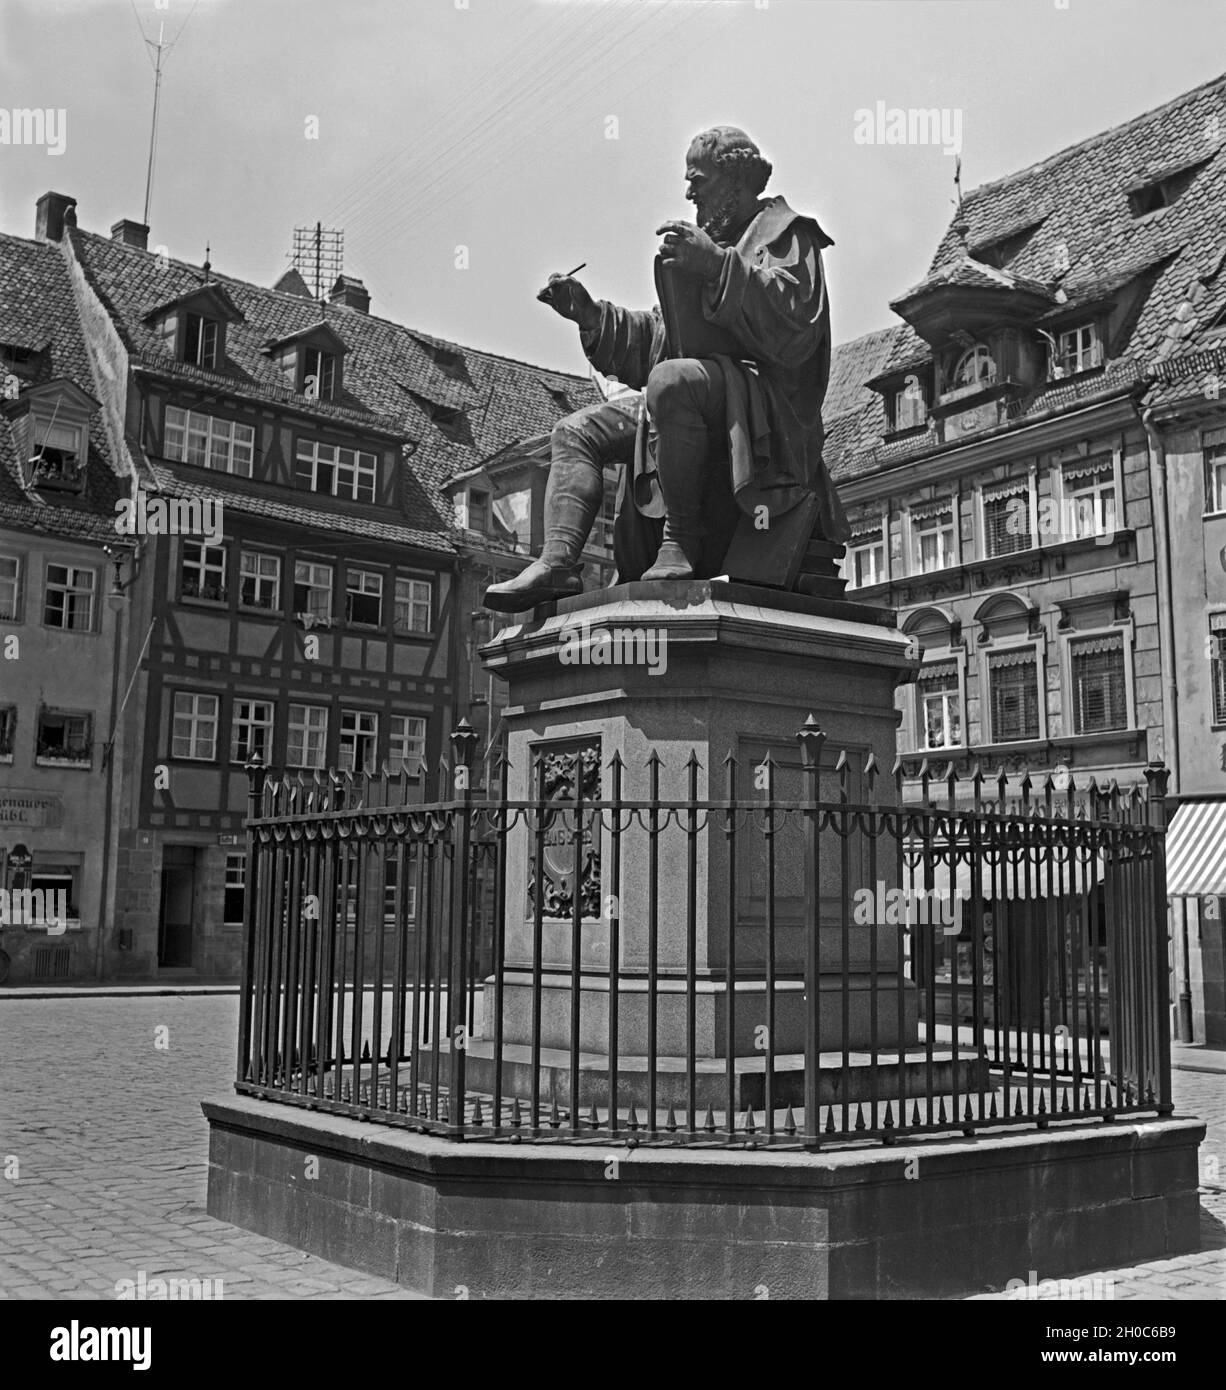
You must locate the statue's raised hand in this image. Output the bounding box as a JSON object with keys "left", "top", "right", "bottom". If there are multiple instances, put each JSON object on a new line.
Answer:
{"left": 656, "top": 220, "right": 725, "bottom": 281}
{"left": 537, "top": 273, "right": 599, "bottom": 330}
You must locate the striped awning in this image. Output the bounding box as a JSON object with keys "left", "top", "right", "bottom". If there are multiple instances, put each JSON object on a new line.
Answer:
{"left": 1166, "top": 802, "right": 1226, "bottom": 896}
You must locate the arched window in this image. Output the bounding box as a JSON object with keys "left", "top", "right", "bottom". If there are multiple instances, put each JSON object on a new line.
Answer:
{"left": 952, "top": 344, "right": 995, "bottom": 390}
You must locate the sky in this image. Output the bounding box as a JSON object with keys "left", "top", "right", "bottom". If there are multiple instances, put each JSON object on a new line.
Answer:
{"left": 1, "top": 0, "right": 1225, "bottom": 375}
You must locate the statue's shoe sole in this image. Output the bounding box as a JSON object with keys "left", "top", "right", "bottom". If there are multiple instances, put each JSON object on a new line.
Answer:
{"left": 482, "top": 581, "right": 582, "bottom": 613}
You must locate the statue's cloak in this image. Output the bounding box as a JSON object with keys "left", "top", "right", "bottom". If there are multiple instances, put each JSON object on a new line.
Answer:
{"left": 579, "top": 195, "right": 849, "bottom": 579}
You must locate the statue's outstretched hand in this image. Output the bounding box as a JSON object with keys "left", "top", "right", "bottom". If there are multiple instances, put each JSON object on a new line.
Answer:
{"left": 537, "top": 274, "right": 599, "bottom": 330}
{"left": 657, "top": 221, "right": 724, "bottom": 281}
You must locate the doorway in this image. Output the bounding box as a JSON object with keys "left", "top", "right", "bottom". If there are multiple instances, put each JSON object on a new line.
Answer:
{"left": 158, "top": 846, "right": 198, "bottom": 968}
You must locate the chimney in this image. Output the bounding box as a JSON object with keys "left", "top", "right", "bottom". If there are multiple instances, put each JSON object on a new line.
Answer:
{"left": 35, "top": 191, "right": 78, "bottom": 243}
{"left": 111, "top": 218, "right": 150, "bottom": 251}
{"left": 329, "top": 275, "right": 370, "bottom": 314}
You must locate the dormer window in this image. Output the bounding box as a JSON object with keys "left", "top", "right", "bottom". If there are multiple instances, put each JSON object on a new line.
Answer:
{"left": 263, "top": 322, "right": 347, "bottom": 402}
{"left": 302, "top": 346, "right": 337, "bottom": 400}
{"left": 2, "top": 378, "right": 98, "bottom": 494}
{"left": 405, "top": 389, "right": 474, "bottom": 446}
{"left": 184, "top": 313, "right": 218, "bottom": 368}
{"left": 1051, "top": 323, "right": 1102, "bottom": 378}
{"left": 1125, "top": 152, "right": 1214, "bottom": 218}
{"left": 891, "top": 378, "right": 928, "bottom": 432}
{"left": 142, "top": 283, "right": 243, "bottom": 372}
{"left": 952, "top": 344, "right": 995, "bottom": 390}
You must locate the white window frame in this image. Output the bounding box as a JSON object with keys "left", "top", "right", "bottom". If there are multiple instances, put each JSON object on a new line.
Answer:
{"left": 1204, "top": 433, "right": 1226, "bottom": 516}
{"left": 909, "top": 504, "right": 957, "bottom": 575}
{"left": 36, "top": 708, "right": 93, "bottom": 766}
{"left": 1056, "top": 456, "right": 1119, "bottom": 542}
{"left": 952, "top": 344, "right": 995, "bottom": 391}
{"left": 978, "top": 472, "right": 1036, "bottom": 559}
{"left": 302, "top": 346, "right": 337, "bottom": 400}
{"left": 339, "top": 709, "right": 379, "bottom": 773}
{"left": 916, "top": 661, "right": 964, "bottom": 752}
{"left": 43, "top": 563, "right": 96, "bottom": 632}
{"left": 0, "top": 552, "right": 22, "bottom": 622}
{"left": 231, "top": 698, "right": 275, "bottom": 764}
{"left": 184, "top": 313, "right": 219, "bottom": 369}
{"left": 983, "top": 640, "right": 1046, "bottom": 745}
{"left": 294, "top": 440, "right": 377, "bottom": 503}
{"left": 843, "top": 534, "right": 886, "bottom": 589}
{"left": 1064, "top": 630, "right": 1132, "bottom": 735}
{"left": 293, "top": 560, "right": 333, "bottom": 620}
{"left": 164, "top": 405, "right": 254, "bottom": 477}
{"left": 223, "top": 854, "right": 246, "bottom": 926}
{"left": 389, "top": 714, "right": 427, "bottom": 773}
{"left": 394, "top": 576, "right": 433, "bottom": 634}
{"left": 287, "top": 703, "right": 328, "bottom": 769}
{"left": 1052, "top": 323, "right": 1102, "bottom": 378}
{"left": 345, "top": 568, "right": 384, "bottom": 627}
{"left": 171, "top": 691, "right": 220, "bottom": 761}
{"left": 239, "top": 550, "right": 281, "bottom": 611}
{"left": 181, "top": 541, "right": 227, "bottom": 604}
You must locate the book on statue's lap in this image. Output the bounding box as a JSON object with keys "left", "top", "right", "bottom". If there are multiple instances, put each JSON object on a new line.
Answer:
{"left": 654, "top": 254, "right": 742, "bottom": 359}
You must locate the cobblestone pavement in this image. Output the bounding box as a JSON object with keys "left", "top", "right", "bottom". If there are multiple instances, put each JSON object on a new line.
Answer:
{"left": 0, "top": 994, "right": 1221, "bottom": 1300}
{"left": 967, "top": 1064, "right": 1226, "bottom": 1300}
{"left": 0, "top": 995, "right": 423, "bottom": 1300}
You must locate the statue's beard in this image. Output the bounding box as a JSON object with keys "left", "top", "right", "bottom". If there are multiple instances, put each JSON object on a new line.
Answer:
{"left": 698, "top": 189, "right": 748, "bottom": 245}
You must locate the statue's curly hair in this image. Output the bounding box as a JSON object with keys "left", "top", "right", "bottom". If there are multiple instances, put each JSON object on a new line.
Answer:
{"left": 686, "top": 126, "right": 772, "bottom": 197}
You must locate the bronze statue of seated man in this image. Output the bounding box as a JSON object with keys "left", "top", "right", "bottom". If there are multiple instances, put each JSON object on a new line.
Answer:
{"left": 483, "top": 125, "right": 848, "bottom": 613}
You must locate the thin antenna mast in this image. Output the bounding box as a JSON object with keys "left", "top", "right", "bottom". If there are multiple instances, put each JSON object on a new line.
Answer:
{"left": 142, "top": 21, "right": 166, "bottom": 226}
{"left": 131, "top": 0, "right": 199, "bottom": 228}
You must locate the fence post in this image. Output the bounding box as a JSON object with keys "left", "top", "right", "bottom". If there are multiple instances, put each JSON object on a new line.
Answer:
{"left": 797, "top": 715, "right": 825, "bottom": 1148}
{"left": 448, "top": 719, "right": 479, "bottom": 1135}
{"left": 236, "top": 753, "right": 264, "bottom": 1087}
{"left": 1144, "top": 761, "right": 1173, "bottom": 1115}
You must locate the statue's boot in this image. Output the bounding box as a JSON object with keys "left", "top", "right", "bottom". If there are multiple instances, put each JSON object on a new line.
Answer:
{"left": 482, "top": 457, "right": 600, "bottom": 612}
{"left": 640, "top": 438, "right": 707, "bottom": 582}
{"left": 640, "top": 361, "right": 722, "bottom": 583}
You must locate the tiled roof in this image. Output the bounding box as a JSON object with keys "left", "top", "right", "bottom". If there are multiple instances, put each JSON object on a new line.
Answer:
{"left": 68, "top": 229, "right": 602, "bottom": 545}
{"left": 0, "top": 230, "right": 126, "bottom": 545}
{"left": 132, "top": 445, "right": 451, "bottom": 553}
{"left": 834, "top": 71, "right": 1226, "bottom": 481}
{"left": 891, "top": 253, "right": 1056, "bottom": 307}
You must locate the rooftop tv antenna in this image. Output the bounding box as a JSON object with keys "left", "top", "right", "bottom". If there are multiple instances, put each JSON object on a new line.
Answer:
{"left": 291, "top": 223, "right": 345, "bottom": 302}
{"left": 131, "top": 0, "right": 200, "bottom": 227}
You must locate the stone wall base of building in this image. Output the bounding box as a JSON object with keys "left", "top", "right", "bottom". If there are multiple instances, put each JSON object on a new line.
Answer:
{"left": 203, "top": 1094, "right": 1204, "bottom": 1299}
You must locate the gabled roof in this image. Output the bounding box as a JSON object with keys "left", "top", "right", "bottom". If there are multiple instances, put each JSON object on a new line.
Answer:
{"left": 68, "top": 229, "right": 601, "bottom": 545}
{"left": 262, "top": 318, "right": 348, "bottom": 355}
{"left": 840, "top": 70, "right": 1226, "bottom": 476}
{"left": 1, "top": 375, "right": 100, "bottom": 419}
{"left": 0, "top": 230, "right": 125, "bottom": 544}
{"left": 141, "top": 279, "right": 245, "bottom": 324}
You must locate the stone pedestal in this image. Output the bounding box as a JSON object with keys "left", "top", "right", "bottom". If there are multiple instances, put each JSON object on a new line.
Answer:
{"left": 475, "top": 580, "right": 923, "bottom": 1092}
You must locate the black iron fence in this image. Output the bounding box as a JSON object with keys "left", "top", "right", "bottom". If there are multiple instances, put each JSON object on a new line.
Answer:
{"left": 235, "top": 720, "right": 1172, "bottom": 1149}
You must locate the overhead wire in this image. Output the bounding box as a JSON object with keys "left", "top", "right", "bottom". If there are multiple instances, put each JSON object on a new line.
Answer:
{"left": 350, "top": 0, "right": 696, "bottom": 259}
{"left": 355, "top": 0, "right": 733, "bottom": 263}
{"left": 332, "top": 0, "right": 634, "bottom": 241}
